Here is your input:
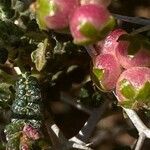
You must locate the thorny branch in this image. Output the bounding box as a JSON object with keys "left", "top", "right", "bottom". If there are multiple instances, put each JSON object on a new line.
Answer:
{"left": 112, "top": 13, "right": 150, "bottom": 25}
{"left": 134, "top": 133, "right": 146, "bottom": 150}
{"left": 74, "top": 100, "right": 110, "bottom": 142}
{"left": 123, "top": 108, "right": 150, "bottom": 139}
{"left": 45, "top": 111, "right": 93, "bottom": 150}
{"left": 131, "top": 25, "right": 150, "bottom": 35}
{"left": 123, "top": 108, "right": 150, "bottom": 150}
{"left": 61, "top": 92, "right": 92, "bottom": 115}
{"left": 69, "top": 95, "right": 112, "bottom": 144}
{"left": 60, "top": 92, "right": 112, "bottom": 148}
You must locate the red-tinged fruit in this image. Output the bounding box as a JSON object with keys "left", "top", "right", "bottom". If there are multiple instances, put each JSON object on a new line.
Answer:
{"left": 70, "top": 4, "right": 115, "bottom": 45}
{"left": 92, "top": 54, "right": 121, "bottom": 91}
{"left": 116, "top": 67, "right": 150, "bottom": 109}
{"left": 36, "top": 0, "right": 79, "bottom": 30}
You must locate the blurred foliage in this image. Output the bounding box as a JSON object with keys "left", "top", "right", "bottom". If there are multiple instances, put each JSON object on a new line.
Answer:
{"left": 0, "top": 0, "right": 149, "bottom": 150}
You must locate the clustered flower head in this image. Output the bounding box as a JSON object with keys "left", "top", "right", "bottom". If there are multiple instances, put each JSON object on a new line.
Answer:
{"left": 36, "top": 0, "right": 150, "bottom": 109}
{"left": 92, "top": 28, "right": 150, "bottom": 109}
{"left": 36, "top": 0, "right": 115, "bottom": 44}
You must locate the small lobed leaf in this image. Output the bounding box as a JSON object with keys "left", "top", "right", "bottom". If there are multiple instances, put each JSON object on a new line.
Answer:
{"left": 31, "top": 38, "right": 49, "bottom": 72}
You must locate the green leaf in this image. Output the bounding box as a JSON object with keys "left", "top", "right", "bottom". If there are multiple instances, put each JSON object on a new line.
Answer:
{"left": 31, "top": 38, "right": 49, "bottom": 71}
{"left": 136, "top": 81, "right": 150, "bottom": 102}
{"left": 119, "top": 79, "right": 136, "bottom": 99}
{"left": 79, "top": 88, "right": 89, "bottom": 99}
{"left": 5, "top": 121, "right": 24, "bottom": 140}
{"left": 6, "top": 136, "right": 20, "bottom": 150}
{"left": 0, "top": 83, "right": 12, "bottom": 109}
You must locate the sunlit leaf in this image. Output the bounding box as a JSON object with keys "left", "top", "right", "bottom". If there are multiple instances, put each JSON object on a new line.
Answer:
{"left": 31, "top": 38, "right": 50, "bottom": 71}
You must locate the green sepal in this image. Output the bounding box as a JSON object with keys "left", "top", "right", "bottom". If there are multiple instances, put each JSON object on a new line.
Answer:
{"left": 120, "top": 99, "right": 135, "bottom": 109}
{"left": 77, "top": 16, "right": 116, "bottom": 45}
{"left": 136, "top": 81, "right": 150, "bottom": 102}
{"left": 93, "top": 68, "right": 104, "bottom": 80}
{"left": 73, "top": 37, "right": 95, "bottom": 45}
{"left": 91, "top": 68, "right": 107, "bottom": 92}
{"left": 79, "top": 22, "right": 99, "bottom": 38}
{"left": 98, "top": 16, "right": 116, "bottom": 40}
{"left": 91, "top": 70, "right": 101, "bottom": 90}
{"left": 119, "top": 79, "right": 136, "bottom": 99}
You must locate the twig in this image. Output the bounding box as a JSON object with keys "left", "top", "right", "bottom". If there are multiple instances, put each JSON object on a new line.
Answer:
{"left": 123, "top": 108, "right": 150, "bottom": 139}
{"left": 112, "top": 13, "right": 150, "bottom": 25}
{"left": 131, "top": 25, "right": 150, "bottom": 35}
{"left": 67, "top": 142, "right": 93, "bottom": 150}
{"left": 122, "top": 108, "right": 150, "bottom": 150}
{"left": 14, "top": 67, "right": 22, "bottom": 75}
{"left": 85, "top": 45, "right": 98, "bottom": 58}
{"left": 61, "top": 92, "right": 92, "bottom": 115}
{"left": 70, "top": 97, "right": 111, "bottom": 143}
{"left": 113, "top": 91, "right": 150, "bottom": 150}
{"left": 134, "top": 133, "right": 146, "bottom": 150}
{"left": 45, "top": 111, "right": 93, "bottom": 150}
{"left": 45, "top": 113, "right": 67, "bottom": 146}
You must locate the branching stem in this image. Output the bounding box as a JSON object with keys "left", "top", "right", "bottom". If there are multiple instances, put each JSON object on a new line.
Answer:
{"left": 70, "top": 98, "right": 111, "bottom": 143}
{"left": 134, "top": 133, "right": 146, "bottom": 150}
{"left": 112, "top": 13, "right": 150, "bottom": 25}
{"left": 123, "top": 108, "right": 150, "bottom": 150}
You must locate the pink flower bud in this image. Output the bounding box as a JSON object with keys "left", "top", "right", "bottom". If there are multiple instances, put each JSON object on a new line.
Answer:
{"left": 92, "top": 54, "right": 121, "bottom": 91}
{"left": 116, "top": 67, "right": 150, "bottom": 108}
{"left": 36, "top": 0, "right": 79, "bottom": 30}
{"left": 116, "top": 41, "right": 150, "bottom": 69}
{"left": 69, "top": 4, "right": 115, "bottom": 45}
{"left": 23, "top": 125, "right": 40, "bottom": 140}
{"left": 101, "top": 28, "right": 127, "bottom": 56}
